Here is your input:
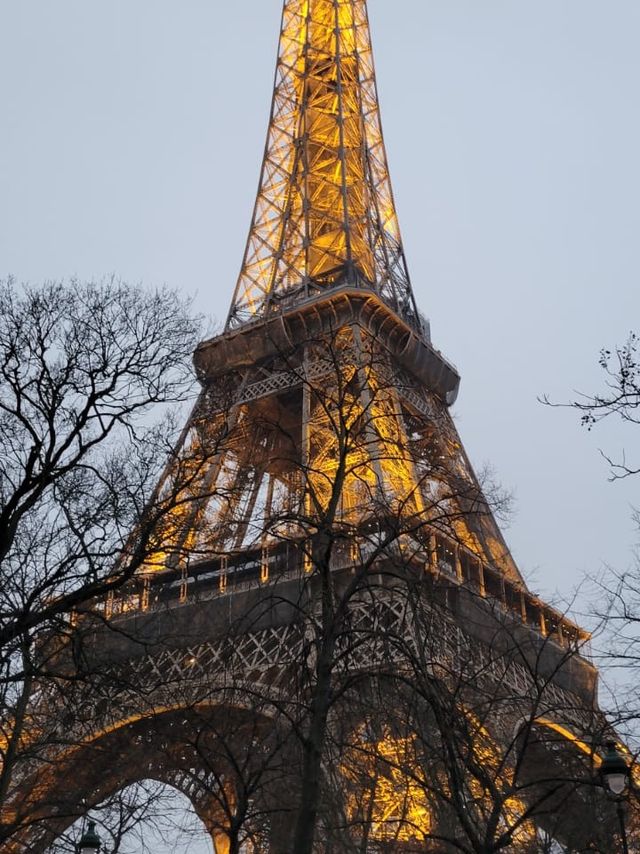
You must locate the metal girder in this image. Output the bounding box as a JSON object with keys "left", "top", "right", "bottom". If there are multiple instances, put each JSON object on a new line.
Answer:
{"left": 226, "top": 0, "right": 419, "bottom": 330}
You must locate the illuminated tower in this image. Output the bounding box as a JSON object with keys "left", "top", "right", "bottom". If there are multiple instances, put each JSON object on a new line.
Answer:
{"left": 6, "top": 2, "right": 612, "bottom": 852}
{"left": 148, "top": 0, "right": 521, "bottom": 577}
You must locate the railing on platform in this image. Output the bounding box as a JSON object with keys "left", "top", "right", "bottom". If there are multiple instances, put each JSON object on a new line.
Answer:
{"left": 100, "top": 522, "right": 589, "bottom": 656}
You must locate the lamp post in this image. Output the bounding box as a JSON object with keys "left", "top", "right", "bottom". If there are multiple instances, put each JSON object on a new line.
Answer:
{"left": 600, "top": 741, "right": 630, "bottom": 854}
{"left": 77, "top": 820, "right": 102, "bottom": 854}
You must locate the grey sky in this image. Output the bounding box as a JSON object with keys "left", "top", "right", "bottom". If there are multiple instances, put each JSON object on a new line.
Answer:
{"left": 1, "top": 0, "right": 639, "bottom": 849}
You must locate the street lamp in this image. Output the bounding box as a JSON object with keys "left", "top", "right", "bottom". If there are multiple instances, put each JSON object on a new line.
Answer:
{"left": 600, "top": 741, "right": 630, "bottom": 854}
{"left": 77, "top": 820, "right": 102, "bottom": 854}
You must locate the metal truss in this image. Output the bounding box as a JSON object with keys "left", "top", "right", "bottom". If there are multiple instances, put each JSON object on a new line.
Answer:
{"left": 44, "top": 588, "right": 595, "bottom": 753}
{"left": 4, "top": 5, "right": 603, "bottom": 851}
{"left": 226, "top": 0, "right": 419, "bottom": 330}
{"left": 143, "top": 321, "right": 521, "bottom": 584}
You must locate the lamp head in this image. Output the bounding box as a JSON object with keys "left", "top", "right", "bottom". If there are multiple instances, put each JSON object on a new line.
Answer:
{"left": 601, "top": 741, "right": 629, "bottom": 797}
{"left": 78, "top": 820, "right": 101, "bottom": 853}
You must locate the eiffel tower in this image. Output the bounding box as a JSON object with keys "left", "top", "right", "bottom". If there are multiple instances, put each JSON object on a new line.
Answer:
{"left": 6, "top": 2, "right": 614, "bottom": 852}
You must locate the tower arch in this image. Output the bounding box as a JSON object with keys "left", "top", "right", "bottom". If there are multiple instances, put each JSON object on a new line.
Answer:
{"left": 9, "top": 703, "right": 296, "bottom": 854}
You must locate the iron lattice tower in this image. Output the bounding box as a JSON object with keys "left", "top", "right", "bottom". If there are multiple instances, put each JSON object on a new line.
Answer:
{"left": 227, "top": 0, "right": 418, "bottom": 329}
{"left": 5, "top": 2, "right": 613, "bottom": 852}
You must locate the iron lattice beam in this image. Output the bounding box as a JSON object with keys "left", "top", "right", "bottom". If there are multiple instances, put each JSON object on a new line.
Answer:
{"left": 226, "top": 0, "right": 419, "bottom": 330}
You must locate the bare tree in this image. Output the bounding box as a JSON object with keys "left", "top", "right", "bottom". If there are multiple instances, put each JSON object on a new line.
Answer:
{"left": 543, "top": 330, "right": 640, "bottom": 775}
{"left": 543, "top": 331, "right": 640, "bottom": 480}
{"left": 159, "top": 326, "right": 607, "bottom": 853}
{"left": 5, "top": 319, "right": 619, "bottom": 854}
{"left": 46, "top": 782, "right": 210, "bottom": 854}
{"left": 0, "top": 276, "right": 203, "bottom": 843}
{"left": 335, "top": 590, "right": 611, "bottom": 853}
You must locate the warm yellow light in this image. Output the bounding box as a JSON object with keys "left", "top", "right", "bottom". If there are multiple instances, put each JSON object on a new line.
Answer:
{"left": 536, "top": 718, "right": 600, "bottom": 765}
{"left": 228, "top": 0, "right": 408, "bottom": 327}
{"left": 343, "top": 728, "right": 431, "bottom": 842}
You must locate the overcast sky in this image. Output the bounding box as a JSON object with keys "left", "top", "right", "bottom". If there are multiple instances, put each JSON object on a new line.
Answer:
{"left": 2, "top": 1, "right": 639, "bottom": 850}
